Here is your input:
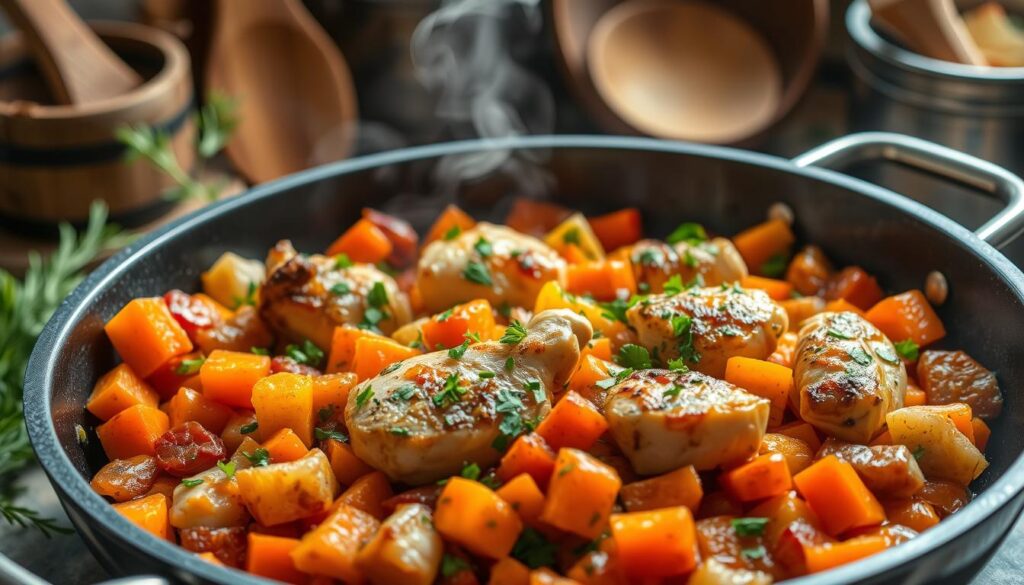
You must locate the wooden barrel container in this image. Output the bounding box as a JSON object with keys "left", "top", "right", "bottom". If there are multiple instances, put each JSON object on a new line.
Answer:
{"left": 0, "top": 21, "right": 194, "bottom": 229}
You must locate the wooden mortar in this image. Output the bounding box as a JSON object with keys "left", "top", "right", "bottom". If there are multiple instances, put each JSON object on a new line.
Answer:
{"left": 0, "top": 20, "right": 194, "bottom": 229}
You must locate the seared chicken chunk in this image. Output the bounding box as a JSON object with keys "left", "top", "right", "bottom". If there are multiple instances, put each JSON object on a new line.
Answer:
{"left": 794, "top": 312, "right": 907, "bottom": 443}
{"left": 170, "top": 438, "right": 258, "bottom": 529}
{"left": 626, "top": 286, "right": 788, "bottom": 378}
{"left": 628, "top": 238, "right": 747, "bottom": 293}
{"left": 604, "top": 369, "right": 770, "bottom": 474}
{"left": 417, "top": 223, "right": 567, "bottom": 313}
{"left": 346, "top": 309, "right": 592, "bottom": 484}
{"left": 260, "top": 240, "right": 412, "bottom": 349}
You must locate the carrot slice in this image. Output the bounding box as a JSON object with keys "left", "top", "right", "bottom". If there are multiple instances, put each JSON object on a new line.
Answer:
{"left": 865, "top": 290, "right": 946, "bottom": 347}
{"left": 793, "top": 455, "right": 885, "bottom": 535}
{"left": 421, "top": 298, "right": 496, "bottom": 350}
{"left": 566, "top": 259, "right": 637, "bottom": 301}
{"left": 263, "top": 428, "right": 310, "bottom": 463}
{"left": 166, "top": 386, "right": 233, "bottom": 434}
{"left": 495, "top": 473, "right": 546, "bottom": 525}
{"left": 324, "top": 438, "right": 374, "bottom": 487}
{"left": 425, "top": 204, "right": 476, "bottom": 244}
{"left": 87, "top": 363, "right": 159, "bottom": 421}
{"left": 620, "top": 465, "right": 703, "bottom": 512}
{"left": 326, "top": 325, "right": 385, "bottom": 373}
{"left": 973, "top": 417, "right": 991, "bottom": 452}
{"left": 251, "top": 372, "right": 314, "bottom": 447}
{"left": 248, "top": 533, "right": 305, "bottom": 584}
{"left": 581, "top": 337, "right": 612, "bottom": 362}
{"left": 326, "top": 218, "right": 393, "bottom": 263}
{"left": 497, "top": 433, "right": 557, "bottom": 489}
{"left": 96, "top": 404, "right": 169, "bottom": 460}
{"left": 741, "top": 275, "right": 794, "bottom": 301}
{"left": 588, "top": 208, "right": 642, "bottom": 252}
{"left": 199, "top": 349, "right": 271, "bottom": 409}
{"left": 351, "top": 335, "right": 421, "bottom": 381}
{"left": 312, "top": 372, "right": 358, "bottom": 419}
{"left": 104, "top": 298, "right": 193, "bottom": 378}
{"left": 112, "top": 493, "right": 172, "bottom": 541}
{"left": 490, "top": 556, "right": 531, "bottom": 585}
{"left": 435, "top": 477, "right": 523, "bottom": 559}
{"left": 535, "top": 390, "right": 608, "bottom": 451}
{"left": 724, "top": 357, "right": 792, "bottom": 427}
{"left": 804, "top": 535, "right": 886, "bottom": 573}
{"left": 610, "top": 506, "right": 698, "bottom": 578}
{"left": 719, "top": 453, "right": 792, "bottom": 502}
{"left": 732, "top": 219, "right": 795, "bottom": 274}
{"left": 905, "top": 385, "right": 927, "bottom": 407}
{"left": 291, "top": 504, "right": 380, "bottom": 582}
{"left": 505, "top": 198, "right": 571, "bottom": 237}
{"left": 336, "top": 470, "right": 394, "bottom": 520}
{"left": 539, "top": 448, "right": 621, "bottom": 539}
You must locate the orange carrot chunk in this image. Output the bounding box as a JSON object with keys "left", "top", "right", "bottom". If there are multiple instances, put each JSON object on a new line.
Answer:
{"left": 324, "top": 438, "right": 375, "bottom": 487}
{"left": 740, "top": 275, "right": 794, "bottom": 301}
{"left": 495, "top": 473, "right": 546, "bottom": 525}
{"left": 565, "top": 260, "right": 637, "bottom": 301}
{"left": 104, "top": 298, "right": 193, "bottom": 378}
{"left": 251, "top": 372, "right": 315, "bottom": 447}
{"left": 326, "top": 325, "right": 385, "bottom": 373}
{"left": 588, "top": 208, "right": 643, "bottom": 252}
{"left": 351, "top": 335, "right": 422, "bottom": 381}
{"left": 336, "top": 471, "right": 394, "bottom": 520}
{"left": 865, "top": 290, "right": 946, "bottom": 347}
{"left": 724, "top": 357, "right": 793, "bottom": 427}
{"left": 263, "top": 428, "right": 310, "bottom": 463}
{"left": 311, "top": 372, "right": 358, "bottom": 419}
{"left": 732, "top": 219, "right": 796, "bottom": 274}
{"left": 425, "top": 204, "right": 477, "bottom": 244}
{"left": 96, "top": 404, "right": 170, "bottom": 460}
{"left": 793, "top": 455, "right": 885, "bottom": 535}
{"left": 87, "top": 363, "right": 159, "bottom": 421}
{"left": 245, "top": 534, "right": 305, "bottom": 584}
{"left": 435, "top": 477, "right": 523, "bottom": 559}
{"left": 326, "top": 218, "right": 393, "bottom": 263}
{"left": 199, "top": 349, "right": 271, "bottom": 409}
{"left": 539, "top": 448, "right": 621, "bottom": 539}
{"left": 768, "top": 331, "right": 799, "bottom": 368}
{"left": 421, "top": 299, "right": 496, "bottom": 351}
{"left": 290, "top": 503, "right": 380, "bottom": 582}
{"left": 973, "top": 417, "right": 991, "bottom": 452}
{"left": 111, "top": 493, "right": 172, "bottom": 541}
{"left": 166, "top": 386, "right": 233, "bottom": 434}
{"left": 610, "top": 506, "right": 698, "bottom": 578}
{"left": 804, "top": 535, "right": 887, "bottom": 573}
{"left": 581, "top": 337, "right": 613, "bottom": 362}
{"left": 719, "top": 453, "right": 793, "bottom": 502}
{"left": 497, "top": 433, "right": 557, "bottom": 489}
{"left": 620, "top": 465, "right": 703, "bottom": 512}
{"left": 535, "top": 390, "right": 608, "bottom": 451}
{"left": 905, "top": 385, "right": 927, "bottom": 407}
{"left": 489, "top": 556, "right": 532, "bottom": 585}
{"left": 825, "top": 266, "right": 884, "bottom": 310}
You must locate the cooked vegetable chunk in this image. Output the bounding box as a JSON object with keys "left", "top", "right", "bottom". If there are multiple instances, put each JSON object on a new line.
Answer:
{"left": 794, "top": 311, "right": 907, "bottom": 443}
{"left": 235, "top": 449, "right": 339, "bottom": 526}
{"left": 917, "top": 350, "right": 1002, "bottom": 419}
{"left": 817, "top": 437, "right": 925, "bottom": 498}
{"left": 291, "top": 503, "right": 380, "bottom": 582}
{"left": 886, "top": 406, "right": 988, "bottom": 485}
{"left": 605, "top": 369, "right": 770, "bottom": 474}
{"left": 355, "top": 503, "right": 442, "bottom": 585}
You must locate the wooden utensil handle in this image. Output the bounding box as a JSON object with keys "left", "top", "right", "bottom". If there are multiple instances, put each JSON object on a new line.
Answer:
{"left": 0, "top": 0, "right": 142, "bottom": 104}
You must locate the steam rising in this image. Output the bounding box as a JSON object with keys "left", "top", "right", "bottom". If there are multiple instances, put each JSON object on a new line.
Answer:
{"left": 411, "top": 0, "right": 555, "bottom": 197}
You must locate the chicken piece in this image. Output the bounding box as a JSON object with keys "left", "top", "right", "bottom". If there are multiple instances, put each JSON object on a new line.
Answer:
{"left": 628, "top": 238, "right": 747, "bottom": 293}
{"left": 604, "top": 369, "right": 770, "bottom": 475}
{"left": 817, "top": 437, "right": 925, "bottom": 498}
{"left": 416, "top": 222, "right": 567, "bottom": 313}
{"left": 260, "top": 240, "right": 412, "bottom": 349}
{"left": 346, "top": 309, "right": 592, "bottom": 484}
{"left": 794, "top": 312, "right": 907, "bottom": 443}
{"left": 626, "top": 286, "right": 788, "bottom": 378}
{"left": 355, "top": 503, "right": 443, "bottom": 585}
{"left": 169, "top": 438, "right": 258, "bottom": 529}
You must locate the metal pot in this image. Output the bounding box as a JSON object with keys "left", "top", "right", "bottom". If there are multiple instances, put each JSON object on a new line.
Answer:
{"left": 24, "top": 132, "right": 1024, "bottom": 584}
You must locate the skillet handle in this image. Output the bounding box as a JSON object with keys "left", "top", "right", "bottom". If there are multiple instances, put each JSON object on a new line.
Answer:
{"left": 792, "top": 132, "right": 1024, "bottom": 249}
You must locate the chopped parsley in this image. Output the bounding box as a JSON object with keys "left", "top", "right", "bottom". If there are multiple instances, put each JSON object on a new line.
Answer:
{"left": 849, "top": 347, "right": 874, "bottom": 366}
{"left": 492, "top": 388, "right": 528, "bottom": 451}
{"left": 175, "top": 357, "right": 206, "bottom": 375}
{"left": 409, "top": 330, "right": 425, "bottom": 350}
{"left": 394, "top": 385, "right": 417, "bottom": 400}
{"left": 666, "top": 222, "right": 707, "bottom": 246}
{"left": 250, "top": 347, "right": 269, "bottom": 356}
{"left": 913, "top": 445, "right": 926, "bottom": 460}
{"left": 368, "top": 281, "right": 389, "bottom": 308}
{"left": 500, "top": 320, "right": 528, "bottom": 344}
{"left": 448, "top": 339, "right": 471, "bottom": 359}
{"left": 474, "top": 237, "right": 493, "bottom": 258}
{"left": 440, "top": 554, "right": 471, "bottom": 577}
{"left": 389, "top": 427, "right": 411, "bottom": 436}
{"left": 318, "top": 405, "right": 335, "bottom": 422}
{"left": 181, "top": 478, "right": 204, "bottom": 488}
{"left": 478, "top": 371, "right": 495, "bottom": 379}
{"left": 498, "top": 301, "right": 512, "bottom": 319}
{"left": 381, "top": 361, "right": 403, "bottom": 375}
{"left": 217, "top": 460, "right": 237, "bottom": 478}
{"left": 760, "top": 253, "right": 789, "bottom": 278}
{"left": 663, "top": 384, "right": 684, "bottom": 399}
{"left": 334, "top": 253, "right": 353, "bottom": 269}
{"left": 461, "top": 462, "right": 482, "bottom": 480}
{"left": 463, "top": 261, "right": 493, "bottom": 286}
{"left": 616, "top": 344, "right": 652, "bottom": 369}
{"left": 329, "top": 282, "right": 351, "bottom": 296}
{"left": 732, "top": 517, "right": 769, "bottom": 537}
{"left": 243, "top": 449, "right": 270, "bottom": 467}
{"left": 718, "top": 325, "right": 742, "bottom": 337}
{"left": 355, "top": 385, "right": 374, "bottom": 409}
{"left": 894, "top": 339, "right": 920, "bottom": 361}
{"left": 239, "top": 422, "right": 259, "bottom": 435}
{"left": 433, "top": 373, "right": 466, "bottom": 407}
{"left": 563, "top": 227, "right": 581, "bottom": 245}
{"left": 524, "top": 379, "right": 544, "bottom": 403}
{"left": 359, "top": 307, "right": 386, "bottom": 329}
{"left": 505, "top": 356, "right": 515, "bottom": 371}
{"left": 637, "top": 248, "right": 662, "bottom": 267}
{"left": 667, "top": 357, "right": 689, "bottom": 372}
{"left": 511, "top": 528, "right": 557, "bottom": 569}
{"left": 437, "top": 308, "right": 454, "bottom": 322}
{"left": 875, "top": 343, "right": 900, "bottom": 365}
{"left": 742, "top": 545, "right": 767, "bottom": 560}
{"left": 315, "top": 427, "right": 348, "bottom": 442}
{"left": 827, "top": 328, "right": 853, "bottom": 340}
{"left": 232, "top": 281, "right": 258, "bottom": 308}
{"left": 683, "top": 249, "right": 698, "bottom": 268}
{"left": 596, "top": 367, "right": 634, "bottom": 389}
{"left": 443, "top": 225, "right": 462, "bottom": 241}
{"left": 285, "top": 339, "right": 325, "bottom": 367}
{"left": 663, "top": 274, "right": 685, "bottom": 296}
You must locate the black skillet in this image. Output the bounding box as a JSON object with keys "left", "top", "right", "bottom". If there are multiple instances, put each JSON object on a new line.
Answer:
{"left": 23, "top": 133, "right": 1024, "bottom": 584}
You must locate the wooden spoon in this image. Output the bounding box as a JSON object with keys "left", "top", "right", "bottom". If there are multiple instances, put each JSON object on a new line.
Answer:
{"left": 868, "top": 0, "right": 988, "bottom": 65}
{"left": 587, "top": 0, "right": 782, "bottom": 144}
{"left": 0, "top": 0, "right": 141, "bottom": 104}
{"left": 206, "top": 0, "right": 358, "bottom": 184}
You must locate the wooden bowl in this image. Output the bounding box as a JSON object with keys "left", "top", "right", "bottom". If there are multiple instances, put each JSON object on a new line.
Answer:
{"left": 551, "top": 0, "right": 828, "bottom": 144}
{"left": 0, "top": 21, "right": 194, "bottom": 229}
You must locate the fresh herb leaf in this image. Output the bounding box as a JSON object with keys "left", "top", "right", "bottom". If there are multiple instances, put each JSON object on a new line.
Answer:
{"left": 285, "top": 339, "right": 325, "bottom": 367}
{"left": 875, "top": 343, "right": 900, "bottom": 365}
{"left": 437, "top": 308, "right": 454, "bottom": 322}
{"left": 239, "top": 422, "right": 259, "bottom": 435}
{"left": 250, "top": 346, "right": 269, "bottom": 356}
{"left": 175, "top": 357, "right": 206, "bottom": 375}
{"left": 492, "top": 389, "right": 527, "bottom": 450}
{"left": 499, "top": 320, "right": 528, "bottom": 344}
{"left": 231, "top": 281, "right": 258, "bottom": 309}
{"left": 368, "top": 281, "right": 389, "bottom": 308}
{"left": 195, "top": 90, "right": 240, "bottom": 158}
{"left": 563, "top": 227, "right": 581, "bottom": 245}
{"left": 448, "top": 339, "right": 471, "bottom": 359}
{"left": 731, "top": 517, "right": 769, "bottom": 537}
{"left": 181, "top": 478, "right": 204, "bottom": 488}
{"left": 409, "top": 330, "right": 425, "bottom": 350}
{"left": 355, "top": 385, "right": 374, "bottom": 409}
{"left": 683, "top": 249, "right": 698, "bottom": 268}
{"left": 432, "top": 373, "right": 466, "bottom": 407}
{"left": 463, "top": 261, "right": 493, "bottom": 286}
{"left": 443, "top": 225, "right": 462, "bottom": 241}
{"left": 330, "top": 282, "right": 351, "bottom": 296}
{"left": 524, "top": 380, "right": 544, "bottom": 403}
{"left": 894, "top": 339, "right": 920, "bottom": 361}
{"left": 242, "top": 449, "right": 270, "bottom": 468}
{"left": 718, "top": 325, "right": 742, "bottom": 337}
{"left": 478, "top": 371, "right": 495, "bottom": 379}
{"left": 663, "top": 384, "right": 684, "bottom": 399}
{"left": 666, "top": 222, "right": 707, "bottom": 245}
{"left": 474, "top": 237, "right": 493, "bottom": 258}
{"left": 505, "top": 356, "right": 515, "bottom": 371}
{"left": 511, "top": 527, "right": 558, "bottom": 569}
{"left": 498, "top": 302, "right": 512, "bottom": 319}
{"left": 381, "top": 361, "right": 403, "bottom": 375}
{"left": 849, "top": 347, "right": 873, "bottom": 366}
{"left": 334, "top": 253, "right": 353, "bottom": 269}
{"left": 617, "top": 344, "right": 651, "bottom": 369}
{"left": 760, "top": 253, "right": 789, "bottom": 278}
{"left": 318, "top": 405, "right": 335, "bottom": 422}
{"left": 827, "top": 328, "right": 853, "bottom": 340}
{"left": 217, "top": 460, "right": 238, "bottom": 478}
{"left": 389, "top": 427, "right": 411, "bottom": 436}
{"left": 394, "top": 385, "right": 417, "bottom": 400}
{"left": 667, "top": 357, "right": 689, "bottom": 371}
{"left": 441, "top": 554, "right": 471, "bottom": 577}
{"left": 461, "top": 462, "right": 482, "bottom": 481}
{"left": 663, "top": 274, "right": 685, "bottom": 296}
{"left": 315, "top": 427, "right": 348, "bottom": 442}
{"left": 742, "top": 545, "right": 767, "bottom": 560}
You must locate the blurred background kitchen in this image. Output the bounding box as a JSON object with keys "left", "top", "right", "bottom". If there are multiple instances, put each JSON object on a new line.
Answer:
{"left": 2, "top": 0, "right": 1024, "bottom": 582}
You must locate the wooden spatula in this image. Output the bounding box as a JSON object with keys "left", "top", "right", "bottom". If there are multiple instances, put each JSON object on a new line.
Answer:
{"left": 0, "top": 0, "right": 142, "bottom": 104}
{"left": 868, "top": 0, "right": 988, "bottom": 65}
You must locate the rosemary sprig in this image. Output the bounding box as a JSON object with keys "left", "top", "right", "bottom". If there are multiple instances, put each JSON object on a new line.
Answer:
{"left": 116, "top": 91, "right": 239, "bottom": 203}
{"left": 0, "top": 201, "right": 131, "bottom": 536}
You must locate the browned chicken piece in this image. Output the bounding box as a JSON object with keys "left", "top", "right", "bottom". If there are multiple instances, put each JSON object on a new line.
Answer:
{"left": 416, "top": 222, "right": 567, "bottom": 313}
{"left": 628, "top": 238, "right": 747, "bottom": 293}
{"left": 260, "top": 240, "right": 412, "bottom": 350}
{"left": 604, "top": 369, "right": 770, "bottom": 474}
{"left": 345, "top": 309, "right": 592, "bottom": 484}
{"left": 626, "top": 286, "right": 788, "bottom": 378}
{"left": 794, "top": 311, "right": 907, "bottom": 443}
{"left": 817, "top": 437, "right": 925, "bottom": 498}
{"left": 917, "top": 350, "right": 1003, "bottom": 419}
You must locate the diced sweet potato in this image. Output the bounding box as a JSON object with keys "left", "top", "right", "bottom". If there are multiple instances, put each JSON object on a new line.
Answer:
{"left": 435, "top": 477, "right": 523, "bottom": 559}
{"left": 112, "top": 493, "right": 172, "bottom": 541}
{"left": 620, "top": 465, "right": 703, "bottom": 512}
{"left": 96, "top": 404, "right": 170, "bottom": 460}
{"left": 251, "top": 372, "right": 314, "bottom": 447}
{"left": 355, "top": 503, "right": 442, "bottom": 585}
{"left": 235, "top": 449, "right": 339, "bottom": 526}
{"left": 539, "top": 448, "right": 620, "bottom": 539}
{"left": 87, "top": 363, "right": 159, "bottom": 421}
{"left": 105, "top": 298, "right": 193, "bottom": 378}
{"left": 291, "top": 503, "right": 381, "bottom": 582}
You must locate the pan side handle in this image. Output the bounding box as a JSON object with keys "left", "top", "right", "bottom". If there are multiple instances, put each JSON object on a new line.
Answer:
{"left": 793, "top": 132, "right": 1024, "bottom": 249}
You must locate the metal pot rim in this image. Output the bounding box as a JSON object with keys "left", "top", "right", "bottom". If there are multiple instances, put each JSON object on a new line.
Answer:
{"left": 847, "top": 0, "right": 1024, "bottom": 82}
